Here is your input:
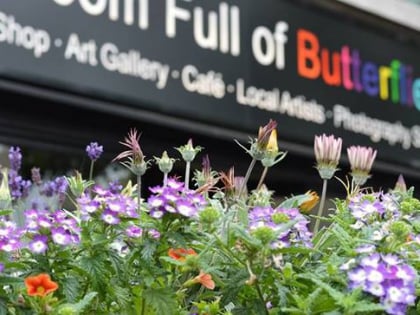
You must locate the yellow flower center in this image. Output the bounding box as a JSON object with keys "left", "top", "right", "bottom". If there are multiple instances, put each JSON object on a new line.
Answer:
{"left": 36, "top": 286, "right": 46, "bottom": 294}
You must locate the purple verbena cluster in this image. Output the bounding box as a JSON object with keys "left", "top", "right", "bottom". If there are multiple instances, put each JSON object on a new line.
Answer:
{"left": 346, "top": 253, "right": 417, "bottom": 315}
{"left": 248, "top": 206, "right": 312, "bottom": 248}
{"left": 0, "top": 220, "right": 24, "bottom": 253}
{"left": 348, "top": 193, "right": 400, "bottom": 225}
{"left": 86, "top": 142, "right": 104, "bottom": 161}
{"left": 0, "top": 209, "right": 80, "bottom": 257}
{"left": 41, "top": 176, "right": 68, "bottom": 197}
{"left": 77, "top": 185, "right": 138, "bottom": 224}
{"left": 147, "top": 178, "right": 206, "bottom": 219}
{"left": 24, "top": 209, "right": 80, "bottom": 251}
{"left": 8, "top": 147, "right": 31, "bottom": 200}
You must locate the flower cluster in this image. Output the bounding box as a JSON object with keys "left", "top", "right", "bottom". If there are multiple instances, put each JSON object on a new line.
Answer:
{"left": 24, "top": 209, "right": 80, "bottom": 251}
{"left": 0, "top": 219, "right": 24, "bottom": 253}
{"left": 8, "top": 147, "right": 31, "bottom": 200}
{"left": 147, "top": 178, "right": 206, "bottom": 219}
{"left": 348, "top": 193, "right": 401, "bottom": 225}
{"left": 248, "top": 206, "right": 312, "bottom": 248}
{"left": 0, "top": 209, "right": 80, "bottom": 258}
{"left": 77, "top": 185, "right": 138, "bottom": 224}
{"left": 346, "top": 253, "right": 417, "bottom": 315}
{"left": 86, "top": 142, "right": 103, "bottom": 161}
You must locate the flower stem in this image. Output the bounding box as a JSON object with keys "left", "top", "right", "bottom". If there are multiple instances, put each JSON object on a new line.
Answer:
{"left": 185, "top": 161, "right": 191, "bottom": 190}
{"left": 314, "top": 179, "right": 328, "bottom": 235}
{"left": 239, "top": 158, "right": 257, "bottom": 198}
{"left": 88, "top": 160, "right": 95, "bottom": 196}
{"left": 163, "top": 172, "right": 168, "bottom": 187}
{"left": 137, "top": 174, "right": 142, "bottom": 214}
{"left": 246, "top": 260, "right": 269, "bottom": 315}
{"left": 256, "top": 167, "right": 268, "bottom": 190}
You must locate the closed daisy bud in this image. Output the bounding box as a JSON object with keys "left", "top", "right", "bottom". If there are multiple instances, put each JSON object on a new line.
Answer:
{"left": 314, "top": 134, "right": 342, "bottom": 180}
{"left": 347, "top": 146, "right": 377, "bottom": 186}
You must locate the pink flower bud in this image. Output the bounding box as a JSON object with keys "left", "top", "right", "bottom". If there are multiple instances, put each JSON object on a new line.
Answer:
{"left": 314, "top": 134, "right": 342, "bottom": 179}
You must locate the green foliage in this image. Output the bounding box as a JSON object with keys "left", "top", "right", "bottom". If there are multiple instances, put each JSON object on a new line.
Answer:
{"left": 0, "top": 134, "right": 419, "bottom": 314}
{"left": 143, "top": 288, "right": 177, "bottom": 315}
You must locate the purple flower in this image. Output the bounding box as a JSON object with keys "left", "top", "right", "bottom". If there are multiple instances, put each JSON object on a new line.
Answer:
{"left": 1, "top": 238, "right": 21, "bottom": 252}
{"left": 108, "top": 181, "right": 123, "bottom": 194}
{"left": 51, "top": 227, "right": 71, "bottom": 246}
{"left": 31, "top": 167, "right": 42, "bottom": 185}
{"left": 29, "top": 235, "right": 48, "bottom": 254}
{"left": 126, "top": 226, "right": 143, "bottom": 238}
{"left": 86, "top": 142, "right": 103, "bottom": 161}
{"left": 248, "top": 206, "right": 312, "bottom": 248}
{"left": 347, "top": 253, "right": 417, "bottom": 315}
{"left": 101, "top": 210, "right": 120, "bottom": 225}
{"left": 147, "top": 178, "right": 206, "bottom": 219}
{"left": 177, "top": 201, "right": 196, "bottom": 217}
{"left": 8, "top": 147, "right": 22, "bottom": 171}
{"left": 148, "top": 229, "right": 161, "bottom": 239}
{"left": 41, "top": 176, "right": 68, "bottom": 197}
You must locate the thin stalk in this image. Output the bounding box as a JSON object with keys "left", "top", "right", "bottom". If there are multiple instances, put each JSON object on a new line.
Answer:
{"left": 246, "top": 260, "right": 269, "bottom": 315}
{"left": 256, "top": 167, "right": 268, "bottom": 190}
{"left": 141, "top": 297, "right": 146, "bottom": 315}
{"left": 314, "top": 179, "right": 328, "bottom": 235}
{"left": 137, "top": 174, "right": 142, "bottom": 214}
{"left": 163, "top": 172, "right": 168, "bottom": 187}
{"left": 185, "top": 161, "right": 191, "bottom": 190}
{"left": 88, "top": 160, "right": 95, "bottom": 196}
{"left": 239, "top": 158, "right": 257, "bottom": 198}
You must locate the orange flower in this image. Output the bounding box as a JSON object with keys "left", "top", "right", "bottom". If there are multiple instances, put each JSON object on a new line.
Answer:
{"left": 299, "top": 190, "right": 319, "bottom": 213}
{"left": 168, "top": 248, "right": 197, "bottom": 262}
{"left": 25, "top": 274, "right": 58, "bottom": 297}
{"left": 192, "top": 271, "right": 215, "bottom": 290}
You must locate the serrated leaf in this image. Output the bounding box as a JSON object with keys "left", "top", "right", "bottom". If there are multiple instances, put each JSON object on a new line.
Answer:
{"left": 143, "top": 287, "right": 177, "bottom": 315}
{"left": 351, "top": 301, "right": 384, "bottom": 313}
{"left": 0, "top": 276, "right": 22, "bottom": 284}
{"left": 298, "top": 274, "right": 344, "bottom": 302}
{"left": 58, "top": 292, "right": 98, "bottom": 314}
{"left": 159, "top": 256, "right": 184, "bottom": 266}
{"left": 72, "top": 291, "right": 98, "bottom": 312}
{"left": 60, "top": 275, "right": 81, "bottom": 303}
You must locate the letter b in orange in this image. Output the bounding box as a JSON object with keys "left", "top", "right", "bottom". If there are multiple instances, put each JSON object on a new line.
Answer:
{"left": 297, "top": 29, "right": 320, "bottom": 79}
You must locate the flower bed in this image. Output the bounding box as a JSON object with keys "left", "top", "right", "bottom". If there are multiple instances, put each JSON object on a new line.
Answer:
{"left": 0, "top": 121, "right": 418, "bottom": 315}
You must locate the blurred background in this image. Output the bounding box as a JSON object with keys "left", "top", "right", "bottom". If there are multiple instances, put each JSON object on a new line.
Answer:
{"left": 1, "top": 0, "right": 420, "bottom": 199}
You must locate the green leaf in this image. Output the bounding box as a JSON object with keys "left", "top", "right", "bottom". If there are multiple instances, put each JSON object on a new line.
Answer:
{"left": 280, "top": 307, "right": 306, "bottom": 315}
{"left": 298, "top": 274, "right": 344, "bottom": 303}
{"left": 60, "top": 275, "right": 81, "bottom": 303}
{"left": 351, "top": 301, "right": 384, "bottom": 313}
{"left": 279, "top": 194, "right": 310, "bottom": 209}
{"left": 0, "top": 210, "right": 12, "bottom": 217}
{"left": 0, "top": 276, "right": 22, "bottom": 284}
{"left": 71, "top": 291, "right": 98, "bottom": 312}
{"left": 143, "top": 287, "right": 177, "bottom": 315}
{"left": 57, "top": 292, "right": 98, "bottom": 315}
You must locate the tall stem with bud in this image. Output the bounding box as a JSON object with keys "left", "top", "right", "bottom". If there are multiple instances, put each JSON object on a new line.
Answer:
{"left": 176, "top": 139, "right": 202, "bottom": 191}
{"left": 113, "top": 129, "right": 148, "bottom": 214}
{"left": 313, "top": 134, "right": 342, "bottom": 234}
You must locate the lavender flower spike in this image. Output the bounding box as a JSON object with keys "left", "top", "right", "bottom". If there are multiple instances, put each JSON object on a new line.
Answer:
{"left": 314, "top": 134, "right": 342, "bottom": 180}
{"left": 347, "top": 146, "right": 377, "bottom": 186}
{"left": 86, "top": 142, "right": 103, "bottom": 161}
